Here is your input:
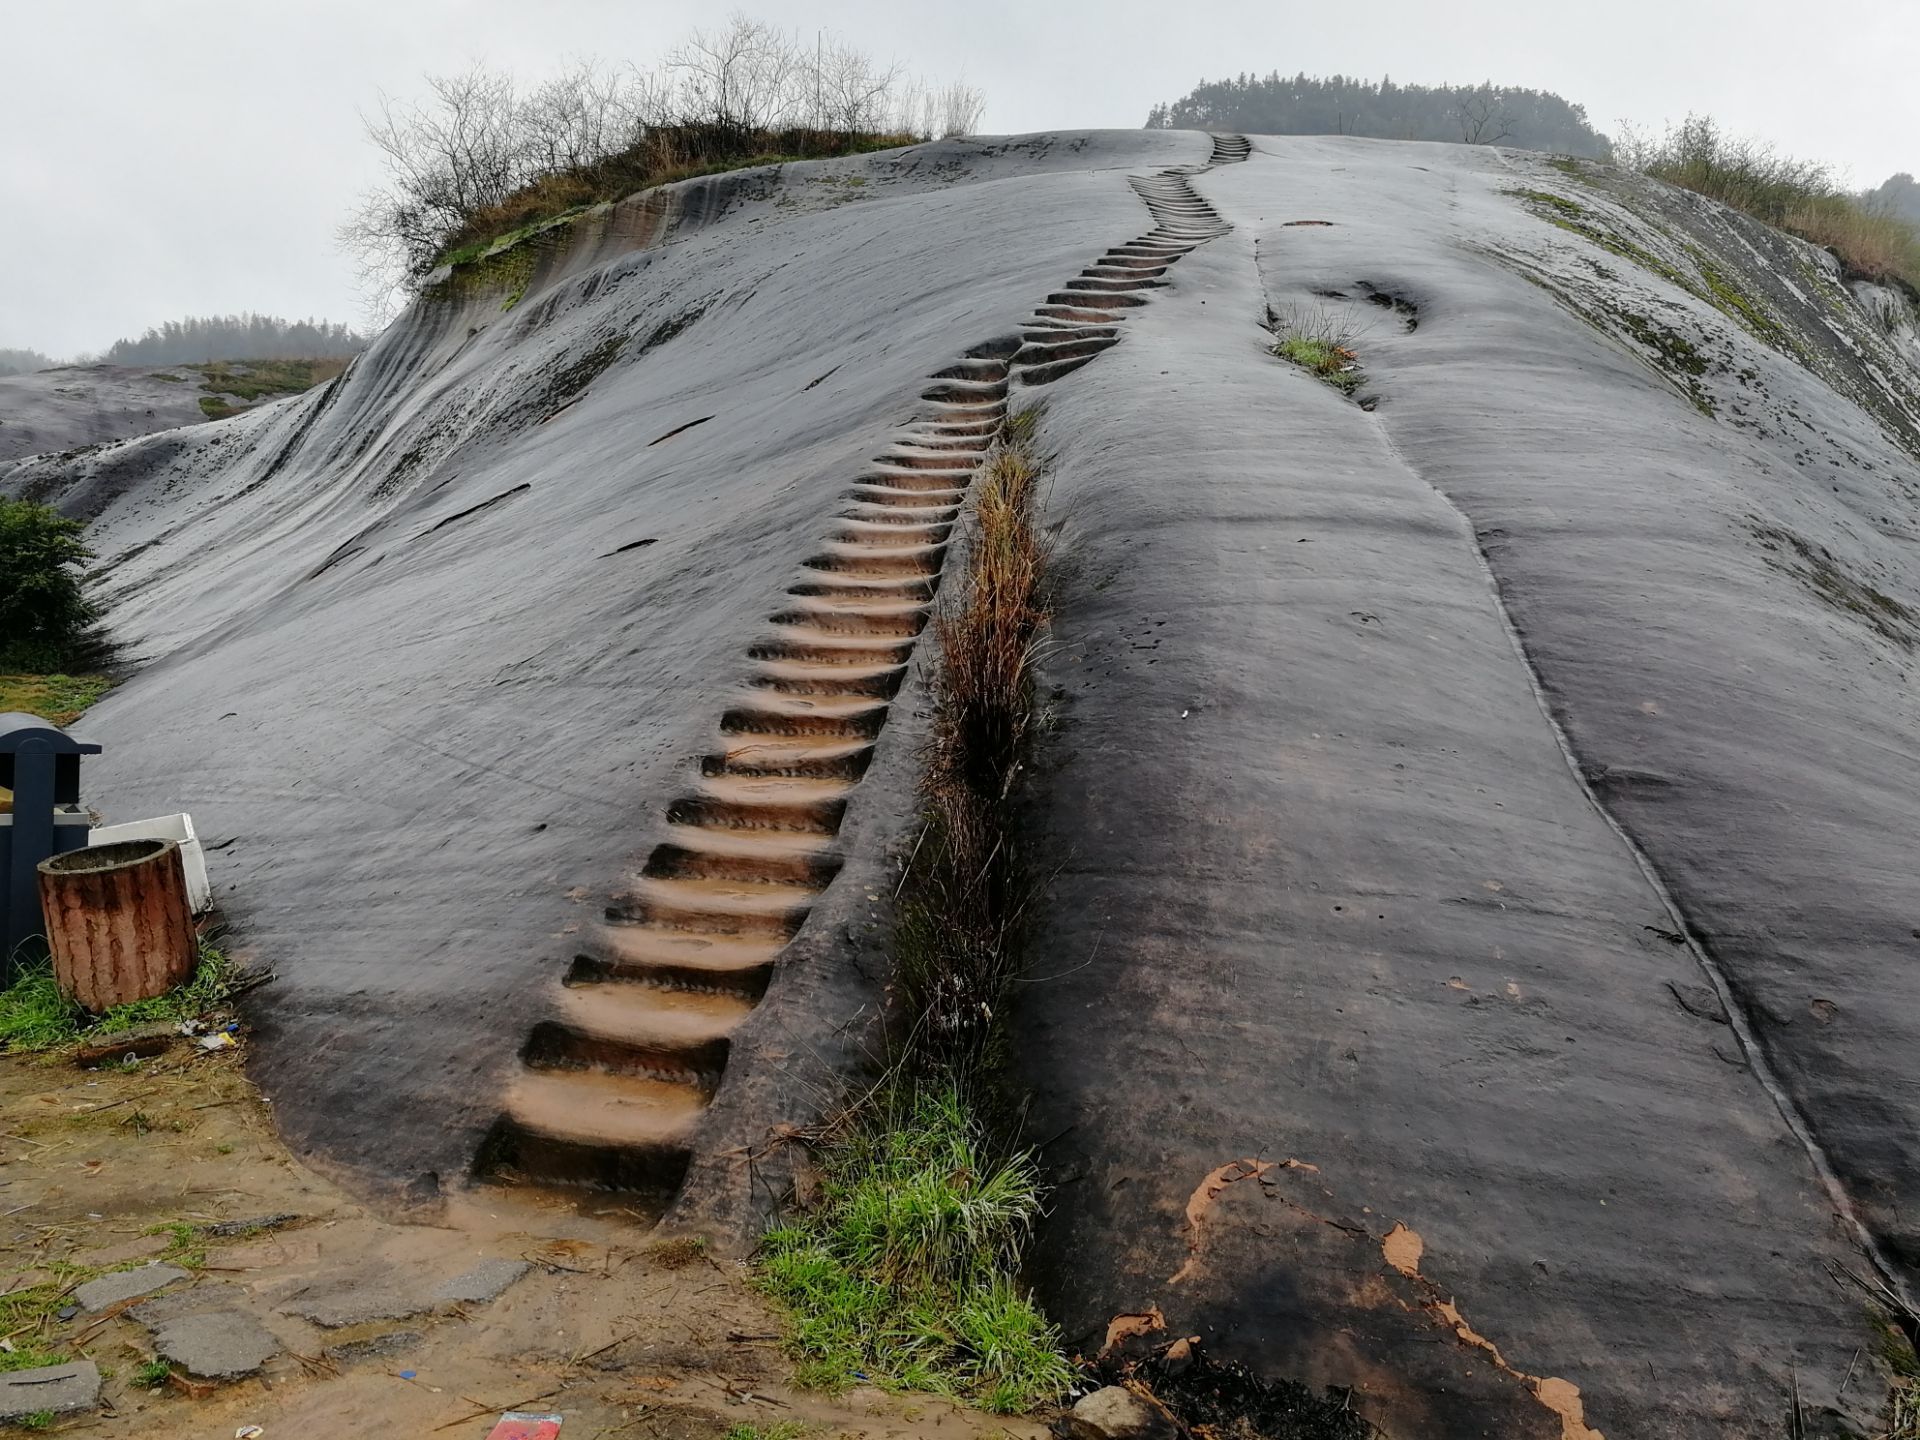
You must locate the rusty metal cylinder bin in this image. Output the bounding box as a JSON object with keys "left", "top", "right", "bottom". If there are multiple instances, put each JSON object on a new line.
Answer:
{"left": 37, "top": 839, "right": 197, "bottom": 1012}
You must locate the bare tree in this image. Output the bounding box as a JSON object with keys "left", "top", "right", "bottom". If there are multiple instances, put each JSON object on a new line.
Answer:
{"left": 520, "top": 59, "right": 637, "bottom": 173}
{"left": 668, "top": 14, "right": 801, "bottom": 132}
{"left": 803, "top": 33, "right": 902, "bottom": 135}
{"left": 934, "top": 82, "right": 986, "bottom": 139}
{"left": 1454, "top": 90, "right": 1515, "bottom": 146}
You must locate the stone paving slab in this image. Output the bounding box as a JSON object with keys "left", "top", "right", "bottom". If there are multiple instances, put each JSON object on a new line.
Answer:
{"left": 152, "top": 1310, "right": 282, "bottom": 1379}
{"left": 278, "top": 1280, "right": 427, "bottom": 1328}
{"left": 433, "top": 1259, "right": 530, "bottom": 1306}
{"left": 0, "top": 1362, "right": 101, "bottom": 1421}
{"left": 128, "top": 1282, "right": 251, "bottom": 1327}
{"left": 74, "top": 1262, "right": 188, "bottom": 1313}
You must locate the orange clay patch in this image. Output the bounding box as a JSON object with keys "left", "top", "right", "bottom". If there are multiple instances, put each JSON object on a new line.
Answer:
{"left": 1385, "top": 1221, "right": 1603, "bottom": 1440}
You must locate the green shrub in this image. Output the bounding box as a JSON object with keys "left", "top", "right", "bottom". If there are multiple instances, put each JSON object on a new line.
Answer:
{"left": 0, "top": 498, "right": 101, "bottom": 672}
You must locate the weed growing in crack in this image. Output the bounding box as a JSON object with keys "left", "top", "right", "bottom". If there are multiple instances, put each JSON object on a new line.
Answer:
{"left": 752, "top": 409, "right": 1068, "bottom": 1415}
{"left": 1269, "top": 302, "right": 1368, "bottom": 394}
{"left": 906, "top": 429, "right": 1050, "bottom": 1074}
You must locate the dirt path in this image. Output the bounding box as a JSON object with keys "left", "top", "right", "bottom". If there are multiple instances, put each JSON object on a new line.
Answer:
{"left": 0, "top": 1036, "right": 1041, "bottom": 1438}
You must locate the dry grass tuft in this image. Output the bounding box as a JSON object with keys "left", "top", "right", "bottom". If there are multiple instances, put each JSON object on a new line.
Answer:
{"left": 645, "top": 1234, "right": 711, "bottom": 1270}
{"left": 932, "top": 444, "right": 1046, "bottom": 799}
{"left": 1617, "top": 114, "right": 1920, "bottom": 288}
{"left": 895, "top": 422, "right": 1051, "bottom": 1075}
{"left": 1782, "top": 200, "right": 1920, "bottom": 286}
{"left": 1268, "top": 302, "right": 1368, "bottom": 394}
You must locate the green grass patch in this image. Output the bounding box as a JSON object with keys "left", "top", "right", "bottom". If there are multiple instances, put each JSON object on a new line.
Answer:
{"left": 1275, "top": 335, "right": 1363, "bottom": 392}
{"left": 189, "top": 357, "right": 347, "bottom": 402}
{"left": 724, "top": 1425, "right": 808, "bottom": 1440}
{"left": 197, "top": 395, "right": 236, "bottom": 420}
{"left": 0, "top": 1264, "right": 90, "bottom": 1374}
{"left": 132, "top": 1360, "right": 171, "bottom": 1389}
{"left": 0, "top": 938, "right": 236, "bottom": 1053}
{"left": 0, "top": 673, "right": 110, "bottom": 728}
{"left": 1268, "top": 302, "right": 1368, "bottom": 396}
{"left": 1507, "top": 187, "right": 1586, "bottom": 216}
{"left": 755, "top": 1088, "right": 1070, "bottom": 1414}
{"left": 435, "top": 207, "right": 595, "bottom": 272}
{"left": 144, "top": 1220, "right": 207, "bottom": 1270}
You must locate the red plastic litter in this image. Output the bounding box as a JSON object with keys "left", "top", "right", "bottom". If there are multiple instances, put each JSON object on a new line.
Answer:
{"left": 484, "top": 1415, "right": 562, "bottom": 1440}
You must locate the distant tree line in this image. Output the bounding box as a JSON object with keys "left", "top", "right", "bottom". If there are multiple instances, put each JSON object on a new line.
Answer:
{"left": 1864, "top": 173, "right": 1920, "bottom": 226}
{"left": 1145, "top": 73, "right": 1611, "bottom": 156}
{"left": 0, "top": 348, "right": 55, "bottom": 377}
{"left": 100, "top": 314, "right": 369, "bottom": 366}
{"left": 342, "top": 14, "right": 987, "bottom": 295}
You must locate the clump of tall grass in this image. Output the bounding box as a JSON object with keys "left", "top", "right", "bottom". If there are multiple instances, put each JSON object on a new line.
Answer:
{"left": 1617, "top": 115, "right": 1920, "bottom": 288}
{"left": 1268, "top": 302, "right": 1367, "bottom": 394}
{"left": 756, "top": 1088, "right": 1069, "bottom": 1412}
{"left": 902, "top": 418, "right": 1049, "bottom": 1076}
{"left": 932, "top": 438, "right": 1046, "bottom": 797}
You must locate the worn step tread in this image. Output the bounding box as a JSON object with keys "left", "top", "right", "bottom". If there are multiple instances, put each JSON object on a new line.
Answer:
{"left": 500, "top": 1069, "right": 706, "bottom": 1148}
{"left": 551, "top": 982, "right": 752, "bottom": 1044}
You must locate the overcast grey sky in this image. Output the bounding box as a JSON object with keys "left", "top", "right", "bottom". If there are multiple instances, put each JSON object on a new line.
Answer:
{"left": 5, "top": 0, "right": 1916, "bottom": 359}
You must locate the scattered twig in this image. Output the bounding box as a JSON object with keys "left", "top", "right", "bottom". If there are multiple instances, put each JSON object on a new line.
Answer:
{"left": 429, "top": 1385, "right": 566, "bottom": 1431}
{"left": 568, "top": 1333, "right": 638, "bottom": 1367}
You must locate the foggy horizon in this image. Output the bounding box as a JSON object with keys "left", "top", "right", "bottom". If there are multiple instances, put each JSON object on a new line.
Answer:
{"left": 5, "top": 0, "right": 1917, "bottom": 359}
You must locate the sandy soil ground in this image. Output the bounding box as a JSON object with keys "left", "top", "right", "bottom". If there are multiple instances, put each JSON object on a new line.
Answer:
{"left": 0, "top": 1033, "right": 1042, "bottom": 1439}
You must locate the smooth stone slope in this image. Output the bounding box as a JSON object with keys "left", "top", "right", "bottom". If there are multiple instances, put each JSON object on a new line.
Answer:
{"left": 1012, "top": 135, "right": 1920, "bottom": 1438}
{"left": 9, "top": 130, "right": 1920, "bottom": 1438}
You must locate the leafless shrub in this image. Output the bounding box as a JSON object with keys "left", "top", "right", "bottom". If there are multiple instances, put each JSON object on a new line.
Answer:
{"left": 340, "top": 13, "right": 989, "bottom": 309}
{"left": 1454, "top": 91, "right": 1514, "bottom": 146}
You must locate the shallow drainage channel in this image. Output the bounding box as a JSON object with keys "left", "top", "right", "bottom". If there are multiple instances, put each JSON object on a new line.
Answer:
{"left": 477, "top": 133, "right": 1253, "bottom": 1211}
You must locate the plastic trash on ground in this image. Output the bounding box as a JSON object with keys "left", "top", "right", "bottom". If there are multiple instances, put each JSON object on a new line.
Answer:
{"left": 485, "top": 1415, "right": 562, "bottom": 1440}
{"left": 87, "top": 813, "right": 212, "bottom": 914}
